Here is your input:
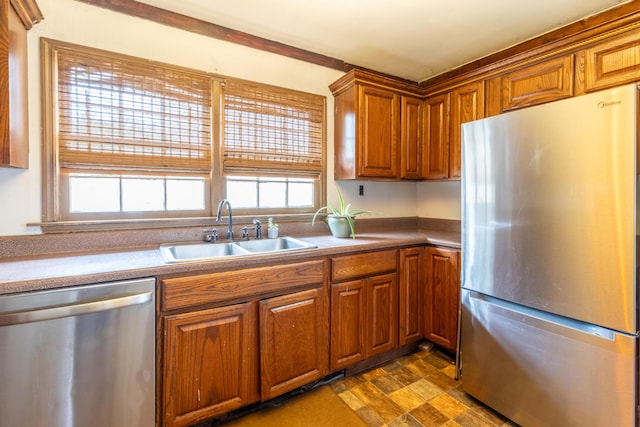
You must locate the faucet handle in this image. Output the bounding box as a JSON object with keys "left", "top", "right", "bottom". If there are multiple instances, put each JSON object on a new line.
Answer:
{"left": 203, "top": 228, "right": 218, "bottom": 242}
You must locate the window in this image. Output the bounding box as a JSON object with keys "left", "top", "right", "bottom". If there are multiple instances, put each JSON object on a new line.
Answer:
{"left": 41, "top": 39, "right": 325, "bottom": 226}
{"left": 222, "top": 78, "right": 324, "bottom": 214}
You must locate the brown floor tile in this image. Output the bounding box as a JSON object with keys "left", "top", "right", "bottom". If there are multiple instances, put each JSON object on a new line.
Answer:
{"left": 429, "top": 393, "right": 468, "bottom": 419}
{"left": 350, "top": 380, "right": 388, "bottom": 405}
{"left": 446, "top": 388, "right": 476, "bottom": 408}
{"left": 371, "top": 372, "right": 405, "bottom": 394}
{"left": 382, "top": 360, "right": 405, "bottom": 372}
{"left": 409, "top": 402, "right": 450, "bottom": 426}
{"left": 369, "top": 395, "right": 407, "bottom": 423}
{"left": 362, "top": 367, "right": 388, "bottom": 381}
{"left": 387, "top": 413, "right": 425, "bottom": 427}
{"left": 422, "top": 351, "right": 454, "bottom": 370}
{"left": 340, "top": 374, "right": 367, "bottom": 389}
{"left": 467, "top": 405, "right": 509, "bottom": 426}
{"left": 388, "top": 387, "right": 425, "bottom": 412}
{"left": 425, "top": 370, "right": 459, "bottom": 391}
{"left": 406, "top": 359, "right": 440, "bottom": 378}
{"left": 331, "top": 345, "right": 520, "bottom": 427}
{"left": 454, "top": 410, "right": 497, "bottom": 427}
{"left": 387, "top": 365, "right": 423, "bottom": 386}
{"left": 407, "top": 378, "right": 445, "bottom": 401}
{"left": 355, "top": 405, "right": 385, "bottom": 427}
{"left": 337, "top": 389, "right": 366, "bottom": 411}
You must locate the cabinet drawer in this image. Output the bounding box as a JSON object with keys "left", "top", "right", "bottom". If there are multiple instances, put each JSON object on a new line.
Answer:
{"left": 331, "top": 249, "right": 397, "bottom": 282}
{"left": 161, "top": 259, "right": 325, "bottom": 311}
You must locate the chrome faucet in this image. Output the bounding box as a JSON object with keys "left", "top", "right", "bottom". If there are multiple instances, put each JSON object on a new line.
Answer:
{"left": 216, "top": 199, "right": 234, "bottom": 240}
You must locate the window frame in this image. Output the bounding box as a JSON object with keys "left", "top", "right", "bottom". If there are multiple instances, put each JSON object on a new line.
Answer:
{"left": 40, "top": 38, "right": 326, "bottom": 229}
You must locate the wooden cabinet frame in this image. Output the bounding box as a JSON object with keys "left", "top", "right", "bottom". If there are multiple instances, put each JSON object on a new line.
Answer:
{"left": 0, "top": 0, "right": 42, "bottom": 168}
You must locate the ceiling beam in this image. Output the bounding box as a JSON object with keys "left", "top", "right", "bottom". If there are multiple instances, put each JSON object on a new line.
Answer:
{"left": 74, "top": 0, "right": 347, "bottom": 72}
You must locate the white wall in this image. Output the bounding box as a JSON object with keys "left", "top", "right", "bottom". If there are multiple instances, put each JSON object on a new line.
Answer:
{"left": 0, "top": 0, "right": 459, "bottom": 236}
{"left": 417, "top": 181, "right": 461, "bottom": 220}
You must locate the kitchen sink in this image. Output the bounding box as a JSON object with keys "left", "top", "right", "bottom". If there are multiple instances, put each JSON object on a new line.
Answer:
{"left": 159, "top": 237, "right": 317, "bottom": 263}
{"left": 160, "top": 242, "right": 251, "bottom": 263}
{"left": 234, "top": 236, "right": 317, "bottom": 253}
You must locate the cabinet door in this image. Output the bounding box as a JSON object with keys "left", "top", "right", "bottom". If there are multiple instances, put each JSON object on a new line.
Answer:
{"left": 400, "top": 95, "right": 423, "bottom": 179}
{"left": 366, "top": 273, "right": 398, "bottom": 357}
{"left": 450, "top": 82, "right": 484, "bottom": 179}
{"left": 583, "top": 28, "right": 640, "bottom": 91}
{"left": 357, "top": 85, "right": 399, "bottom": 178}
{"left": 330, "top": 279, "right": 366, "bottom": 370}
{"left": 163, "top": 302, "right": 259, "bottom": 427}
{"left": 424, "top": 247, "right": 460, "bottom": 352}
{"left": 260, "top": 287, "right": 328, "bottom": 400}
{"left": 501, "top": 55, "right": 574, "bottom": 111}
{"left": 1, "top": 1, "right": 29, "bottom": 167}
{"left": 399, "top": 247, "right": 424, "bottom": 345}
{"left": 423, "top": 93, "right": 450, "bottom": 179}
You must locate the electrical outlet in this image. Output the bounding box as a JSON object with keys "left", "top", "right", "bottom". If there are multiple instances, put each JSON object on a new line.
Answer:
{"left": 359, "top": 185, "right": 364, "bottom": 196}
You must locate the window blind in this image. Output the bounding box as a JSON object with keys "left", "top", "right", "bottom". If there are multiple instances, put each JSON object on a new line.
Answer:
{"left": 56, "top": 49, "right": 212, "bottom": 172}
{"left": 223, "top": 79, "right": 325, "bottom": 173}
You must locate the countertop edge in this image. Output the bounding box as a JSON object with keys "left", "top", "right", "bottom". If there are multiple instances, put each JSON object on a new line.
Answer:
{"left": 0, "top": 229, "right": 460, "bottom": 295}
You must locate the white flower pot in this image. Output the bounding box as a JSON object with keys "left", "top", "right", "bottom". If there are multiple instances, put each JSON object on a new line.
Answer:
{"left": 327, "top": 215, "right": 354, "bottom": 238}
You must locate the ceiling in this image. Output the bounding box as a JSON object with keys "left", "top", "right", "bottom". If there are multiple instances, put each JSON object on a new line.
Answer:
{"left": 137, "top": 0, "right": 631, "bottom": 82}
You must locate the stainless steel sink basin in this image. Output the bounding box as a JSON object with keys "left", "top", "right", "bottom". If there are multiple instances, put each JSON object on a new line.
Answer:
{"left": 160, "top": 242, "right": 251, "bottom": 263}
{"left": 234, "top": 236, "right": 317, "bottom": 253}
{"left": 160, "top": 237, "right": 317, "bottom": 263}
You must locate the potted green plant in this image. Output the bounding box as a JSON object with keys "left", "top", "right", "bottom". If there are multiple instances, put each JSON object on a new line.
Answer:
{"left": 312, "top": 187, "right": 376, "bottom": 238}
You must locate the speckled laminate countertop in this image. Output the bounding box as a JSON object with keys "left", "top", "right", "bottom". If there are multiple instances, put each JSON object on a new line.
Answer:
{"left": 0, "top": 229, "right": 460, "bottom": 296}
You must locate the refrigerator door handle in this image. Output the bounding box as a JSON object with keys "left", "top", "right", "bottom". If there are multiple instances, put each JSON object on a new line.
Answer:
{"left": 465, "top": 290, "right": 617, "bottom": 340}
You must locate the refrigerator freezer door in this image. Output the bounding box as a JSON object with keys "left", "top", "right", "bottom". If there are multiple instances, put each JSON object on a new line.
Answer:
{"left": 461, "top": 289, "right": 637, "bottom": 427}
{"left": 461, "top": 84, "right": 637, "bottom": 333}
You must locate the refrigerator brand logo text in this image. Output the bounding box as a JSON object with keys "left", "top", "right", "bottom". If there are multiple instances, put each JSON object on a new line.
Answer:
{"left": 598, "top": 100, "right": 621, "bottom": 108}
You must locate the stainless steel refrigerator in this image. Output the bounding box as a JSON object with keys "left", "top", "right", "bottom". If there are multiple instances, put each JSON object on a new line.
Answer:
{"left": 460, "top": 83, "right": 638, "bottom": 427}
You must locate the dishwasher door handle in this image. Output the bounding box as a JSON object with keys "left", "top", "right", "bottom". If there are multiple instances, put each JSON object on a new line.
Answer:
{"left": 0, "top": 291, "right": 153, "bottom": 326}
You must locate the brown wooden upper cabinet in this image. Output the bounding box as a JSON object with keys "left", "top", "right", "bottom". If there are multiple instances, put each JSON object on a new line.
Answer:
{"left": 423, "top": 81, "right": 484, "bottom": 180}
{"left": 330, "top": 69, "right": 422, "bottom": 180}
{"left": 449, "top": 82, "right": 485, "bottom": 178}
{"left": 422, "top": 93, "right": 450, "bottom": 179}
{"left": 0, "top": 0, "right": 42, "bottom": 168}
{"left": 501, "top": 55, "right": 574, "bottom": 111}
{"left": 583, "top": 27, "right": 640, "bottom": 92}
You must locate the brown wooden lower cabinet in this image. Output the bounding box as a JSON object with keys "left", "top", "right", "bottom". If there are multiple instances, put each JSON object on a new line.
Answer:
{"left": 424, "top": 246, "right": 460, "bottom": 352}
{"left": 330, "top": 273, "right": 398, "bottom": 371}
{"left": 399, "top": 247, "right": 424, "bottom": 345}
{"left": 260, "top": 287, "right": 328, "bottom": 400}
{"left": 159, "top": 259, "right": 326, "bottom": 427}
{"left": 329, "top": 250, "right": 399, "bottom": 371}
{"left": 162, "top": 301, "right": 260, "bottom": 427}
{"left": 159, "top": 245, "right": 461, "bottom": 425}
{"left": 330, "top": 278, "right": 366, "bottom": 369}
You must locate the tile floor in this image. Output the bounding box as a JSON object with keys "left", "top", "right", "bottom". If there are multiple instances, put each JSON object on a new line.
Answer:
{"left": 330, "top": 347, "right": 519, "bottom": 427}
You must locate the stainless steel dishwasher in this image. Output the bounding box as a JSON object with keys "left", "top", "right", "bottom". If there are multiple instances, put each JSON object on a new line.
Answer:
{"left": 0, "top": 277, "right": 155, "bottom": 427}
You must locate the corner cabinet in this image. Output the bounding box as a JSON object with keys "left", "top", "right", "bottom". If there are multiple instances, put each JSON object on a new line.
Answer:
{"left": 424, "top": 246, "right": 460, "bottom": 352}
{"left": 0, "top": 0, "right": 42, "bottom": 168}
{"left": 423, "top": 81, "right": 484, "bottom": 180}
{"left": 330, "top": 69, "right": 422, "bottom": 180}
{"left": 399, "top": 247, "right": 424, "bottom": 345}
